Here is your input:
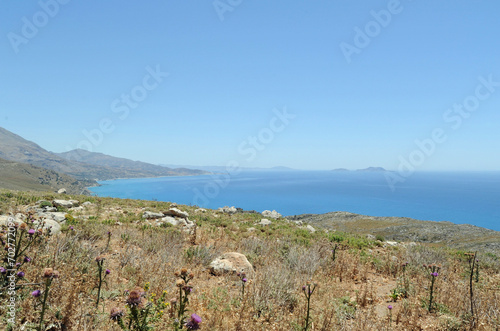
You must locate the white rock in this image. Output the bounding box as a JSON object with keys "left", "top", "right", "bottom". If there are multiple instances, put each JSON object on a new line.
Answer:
{"left": 306, "top": 225, "right": 316, "bottom": 233}
{"left": 195, "top": 208, "right": 207, "bottom": 213}
{"left": 209, "top": 252, "right": 254, "bottom": 277}
{"left": 385, "top": 241, "right": 398, "bottom": 246}
{"left": 164, "top": 208, "right": 189, "bottom": 219}
{"left": 57, "top": 188, "right": 67, "bottom": 194}
{"left": 33, "top": 219, "right": 61, "bottom": 235}
{"left": 262, "top": 210, "right": 282, "bottom": 219}
{"left": 52, "top": 200, "right": 74, "bottom": 208}
{"left": 143, "top": 211, "right": 164, "bottom": 219}
{"left": 218, "top": 206, "right": 238, "bottom": 214}
{"left": 258, "top": 219, "right": 272, "bottom": 226}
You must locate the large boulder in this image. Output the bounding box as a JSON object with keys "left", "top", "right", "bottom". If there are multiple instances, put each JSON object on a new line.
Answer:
{"left": 262, "top": 210, "right": 282, "bottom": 219}
{"left": 218, "top": 206, "right": 237, "bottom": 214}
{"left": 257, "top": 219, "right": 272, "bottom": 226}
{"left": 57, "top": 188, "right": 67, "bottom": 194}
{"left": 52, "top": 200, "right": 75, "bottom": 209}
{"left": 164, "top": 208, "right": 189, "bottom": 219}
{"left": 209, "top": 252, "right": 254, "bottom": 277}
{"left": 143, "top": 211, "right": 164, "bottom": 219}
{"left": 33, "top": 219, "right": 61, "bottom": 235}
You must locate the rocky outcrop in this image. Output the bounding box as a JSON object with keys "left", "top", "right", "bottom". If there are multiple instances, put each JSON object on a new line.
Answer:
{"left": 142, "top": 211, "right": 164, "bottom": 219}
{"left": 257, "top": 219, "right": 272, "bottom": 226}
{"left": 53, "top": 200, "right": 79, "bottom": 209}
{"left": 209, "top": 252, "right": 253, "bottom": 277}
{"left": 218, "top": 206, "right": 237, "bottom": 214}
{"left": 164, "top": 208, "right": 189, "bottom": 219}
{"left": 262, "top": 210, "right": 282, "bottom": 219}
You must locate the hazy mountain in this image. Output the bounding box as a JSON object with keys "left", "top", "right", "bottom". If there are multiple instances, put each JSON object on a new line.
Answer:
{"left": 160, "top": 164, "right": 296, "bottom": 172}
{"left": 0, "top": 157, "right": 93, "bottom": 194}
{"left": 56, "top": 149, "right": 208, "bottom": 177}
{"left": 0, "top": 127, "right": 206, "bottom": 181}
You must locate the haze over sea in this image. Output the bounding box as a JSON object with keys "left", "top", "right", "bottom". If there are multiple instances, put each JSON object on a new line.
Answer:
{"left": 90, "top": 170, "right": 500, "bottom": 231}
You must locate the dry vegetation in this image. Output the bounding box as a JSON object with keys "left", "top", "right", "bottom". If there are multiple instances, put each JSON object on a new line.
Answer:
{"left": 0, "top": 190, "right": 499, "bottom": 330}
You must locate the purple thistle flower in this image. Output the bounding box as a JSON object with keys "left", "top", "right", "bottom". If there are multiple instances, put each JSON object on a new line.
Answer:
{"left": 32, "top": 290, "right": 41, "bottom": 297}
{"left": 24, "top": 256, "right": 31, "bottom": 263}
{"left": 0, "top": 267, "right": 6, "bottom": 274}
{"left": 242, "top": 278, "right": 247, "bottom": 283}
{"left": 17, "top": 271, "right": 25, "bottom": 278}
{"left": 105, "top": 269, "right": 111, "bottom": 275}
{"left": 16, "top": 262, "right": 21, "bottom": 267}
{"left": 432, "top": 272, "right": 439, "bottom": 277}
{"left": 388, "top": 305, "right": 393, "bottom": 310}
{"left": 185, "top": 313, "right": 202, "bottom": 330}
{"left": 69, "top": 226, "right": 74, "bottom": 230}
{"left": 28, "top": 229, "right": 35, "bottom": 235}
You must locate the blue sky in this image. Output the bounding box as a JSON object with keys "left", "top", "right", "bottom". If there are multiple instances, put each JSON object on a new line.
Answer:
{"left": 1, "top": 0, "right": 499, "bottom": 171}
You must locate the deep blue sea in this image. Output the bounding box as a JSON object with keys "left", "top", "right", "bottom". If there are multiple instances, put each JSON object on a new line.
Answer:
{"left": 89, "top": 171, "right": 500, "bottom": 231}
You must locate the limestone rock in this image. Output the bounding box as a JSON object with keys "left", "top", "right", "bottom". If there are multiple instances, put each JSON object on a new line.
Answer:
{"left": 262, "top": 210, "right": 282, "bottom": 219}
{"left": 306, "top": 225, "right": 316, "bottom": 233}
{"left": 143, "top": 211, "right": 164, "bottom": 219}
{"left": 52, "top": 200, "right": 75, "bottom": 209}
{"left": 258, "top": 219, "right": 272, "bottom": 226}
{"left": 33, "top": 219, "right": 61, "bottom": 235}
{"left": 218, "top": 206, "right": 237, "bottom": 214}
{"left": 164, "top": 208, "right": 189, "bottom": 219}
{"left": 195, "top": 208, "right": 207, "bottom": 213}
{"left": 57, "top": 188, "right": 67, "bottom": 194}
{"left": 209, "top": 252, "right": 253, "bottom": 277}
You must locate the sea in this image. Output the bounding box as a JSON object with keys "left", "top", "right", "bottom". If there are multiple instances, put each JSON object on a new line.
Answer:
{"left": 89, "top": 170, "right": 500, "bottom": 231}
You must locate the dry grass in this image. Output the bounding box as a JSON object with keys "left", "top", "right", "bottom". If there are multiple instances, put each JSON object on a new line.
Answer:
{"left": 0, "top": 190, "right": 499, "bottom": 330}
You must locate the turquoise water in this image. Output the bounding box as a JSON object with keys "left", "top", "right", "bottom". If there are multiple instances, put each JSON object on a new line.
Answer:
{"left": 89, "top": 170, "right": 500, "bottom": 231}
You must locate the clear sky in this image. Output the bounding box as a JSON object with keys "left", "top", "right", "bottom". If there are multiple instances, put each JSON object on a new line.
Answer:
{"left": 1, "top": 1, "right": 499, "bottom": 171}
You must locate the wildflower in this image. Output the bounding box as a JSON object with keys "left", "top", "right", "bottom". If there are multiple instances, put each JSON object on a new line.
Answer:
{"left": 17, "top": 271, "right": 25, "bottom": 278}
{"left": 24, "top": 256, "right": 31, "bottom": 263}
{"left": 127, "top": 290, "right": 143, "bottom": 307}
{"left": 176, "top": 279, "right": 185, "bottom": 287}
{"left": 431, "top": 272, "right": 439, "bottom": 277}
{"left": 42, "top": 268, "right": 60, "bottom": 279}
{"left": 19, "top": 223, "right": 27, "bottom": 231}
{"left": 185, "top": 313, "right": 202, "bottom": 330}
{"left": 16, "top": 262, "right": 21, "bottom": 267}
{"left": 69, "top": 226, "right": 74, "bottom": 230}
{"left": 95, "top": 256, "right": 104, "bottom": 262}
{"left": 105, "top": 269, "right": 111, "bottom": 275}
{"left": 180, "top": 267, "right": 188, "bottom": 275}
{"left": 110, "top": 307, "right": 125, "bottom": 320}
{"left": 32, "top": 290, "right": 41, "bottom": 297}
{"left": 388, "top": 305, "right": 393, "bottom": 310}
{"left": 28, "top": 229, "right": 35, "bottom": 235}
{"left": 0, "top": 267, "right": 6, "bottom": 274}
{"left": 242, "top": 278, "right": 247, "bottom": 283}
{"left": 188, "top": 273, "right": 195, "bottom": 279}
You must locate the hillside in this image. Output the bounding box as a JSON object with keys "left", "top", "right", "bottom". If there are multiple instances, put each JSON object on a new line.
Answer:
{"left": 0, "top": 191, "right": 498, "bottom": 330}
{"left": 0, "top": 127, "right": 206, "bottom": 180}
{"left": 0, "top": 158, "right": 94, "bottom": 194}
{"left": 289, "top": 211, "right": 500, "bottom": 254}
{"left": 56, "top": 149, "right": 207, "bottom": 177}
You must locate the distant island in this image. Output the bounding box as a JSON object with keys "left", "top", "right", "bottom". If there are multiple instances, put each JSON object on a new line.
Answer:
{"left": 332, "top": 167, "right": 388, "bottom": 172}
